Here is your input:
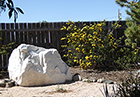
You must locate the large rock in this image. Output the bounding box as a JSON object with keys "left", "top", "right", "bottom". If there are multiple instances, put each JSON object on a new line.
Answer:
{"left": 8, "top": 44, "right": 72, "bottom": 86}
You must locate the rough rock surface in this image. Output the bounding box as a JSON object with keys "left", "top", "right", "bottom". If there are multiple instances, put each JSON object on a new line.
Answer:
{"left": 8, "top": 44, "right": 72, "bottom": 86}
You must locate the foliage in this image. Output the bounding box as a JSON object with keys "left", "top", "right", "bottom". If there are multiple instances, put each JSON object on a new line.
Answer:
{"left": 116, "top": 0, "right": 140, "bottom": 51}
{"left": 61, "top": 20, "right": 140, "bottom": 70}
{"left": 0, "top": 0, "right": 24, "bottom": 23}
{"left": 0, "top": 29, "right": 14, "bottom": 55}
{"left": 115, "top": 73, "right": 140, "bottom": 97}
{"left": 56, "top": 84, "right": 67, "bottom": 93}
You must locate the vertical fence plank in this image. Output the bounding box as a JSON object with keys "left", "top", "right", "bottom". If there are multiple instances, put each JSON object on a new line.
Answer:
{"left": 1, "top": 23, "right": 6, "bottom": 46}
{"left": 23, "top": 23, "right": 27, "bottom": 43}
{"left": 36, "top": 23, "right": 40, "bottom": 46}
{"left": 15, "top": 23, "right": 19, "bottom": 47}
{"left": 44, "top": 23, "right": 49, "bottom": 48}
{"left": 28, "top": 23, "right": 32, "bottom": 44}
{"left": 0, "top": 24, "right": 2, "bottom": 70}
{"left": 5, "top": 24, "right": 10, "bottom": 70}
{"left": 19, "top": 23, "right": 24, "bottom": 44}
{"left": 40, "top": 23, "right": 45, "bottom": 47}
{"left": 10, "top": 23, "right": 16, "bottom": 49}
{"left": 1, "top": 23, "right": 6, "bottom": 70}
{"left": 32, "top": 23, "right": 37, "bottom": 45}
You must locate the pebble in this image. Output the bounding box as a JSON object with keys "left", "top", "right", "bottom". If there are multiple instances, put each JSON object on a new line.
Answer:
{"left": 82, "top": 79, "right": 89, "bottom": 82}
{"left": 0, "top": 79, "right": 16, "bottom": 88}
{"left": 92, "top": 78, "right": 97, "bottom": 82}
{"left": 97, "top": 78, "right": 104, "bottom": 83}
{"left": 103, "top": 80, "right": 114, "bottom": 84}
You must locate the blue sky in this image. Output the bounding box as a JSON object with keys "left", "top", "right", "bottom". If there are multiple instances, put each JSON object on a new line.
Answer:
{"left": 0, "top": 0, "right": 129, "bottom": 23}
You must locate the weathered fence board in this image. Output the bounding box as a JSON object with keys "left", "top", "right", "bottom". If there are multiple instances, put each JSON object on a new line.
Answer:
{"left": 0, "top": 21, "right": 127, "bottom": 71}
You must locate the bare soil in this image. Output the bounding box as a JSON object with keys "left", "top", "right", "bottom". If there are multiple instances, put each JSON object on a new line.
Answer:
{"left": 0, "top": 66, "right": 139, "bottom": 97}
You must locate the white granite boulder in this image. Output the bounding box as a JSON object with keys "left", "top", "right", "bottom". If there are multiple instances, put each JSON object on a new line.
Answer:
{"left": 8, "top": 44, "right": 72, "bottom": 86}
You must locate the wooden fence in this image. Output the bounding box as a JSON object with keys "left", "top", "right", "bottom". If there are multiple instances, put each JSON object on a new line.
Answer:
{"left": 0, "top": 21, "right": 127, "bottom": 71}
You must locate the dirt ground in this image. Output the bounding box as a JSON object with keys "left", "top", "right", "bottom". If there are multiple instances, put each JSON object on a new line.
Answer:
{"left": 0, "top": 66, "right": 139, "bottom": 97}
{"left": 70, "top": 66, "right": 140, "bottom": 83}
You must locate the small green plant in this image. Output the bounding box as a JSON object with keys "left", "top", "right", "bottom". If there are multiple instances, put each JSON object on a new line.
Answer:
{"left": 61, "top": 20, "right": 140, "bottom": 70}
{"left": 86, "top": 78, "right": 91, "bottom": 83}
{"left": 56, "top": 84, "right": 67, "bottom": 93}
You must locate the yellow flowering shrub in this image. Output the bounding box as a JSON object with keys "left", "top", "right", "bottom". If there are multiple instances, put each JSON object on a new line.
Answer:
{"left": 61, "top": 20, "right": 140, "bottom": 70}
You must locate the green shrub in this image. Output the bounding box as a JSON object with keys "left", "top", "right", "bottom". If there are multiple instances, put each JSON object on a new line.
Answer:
{"left": 0, "top": 29, "right": 14, "bottom": 55}
{"left": 61, "top": 20, "right": 140, "bottom": 70}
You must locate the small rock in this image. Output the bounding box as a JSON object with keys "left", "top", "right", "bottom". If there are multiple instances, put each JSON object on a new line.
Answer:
{"left": 92, "top": 78, "right": 97, "bottom": 82}
{"left": 103, "top": 80, "right": 114, "bottom": 84}
{"left": 97, "top": 78, "right": 104, "bottom": 83}
{"left": 0, "top": 80, "right": 5, "bottom": 87}
{"left": 82, "top": 79, "right": 89, "bottom": 82}
{"left": 5, "top": 82, "right": 14, "bottom": 88}
{"left": 137, "top": 70, "right": 140, "bottom": 74}
{"left": 4, "top": 78, "right": 11, "bottom": 82}
{"left": 72, "top": 73, "right": 82, "bottom": 81}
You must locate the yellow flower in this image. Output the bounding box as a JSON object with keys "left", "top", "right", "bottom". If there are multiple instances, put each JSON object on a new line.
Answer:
{"left": 90, "top": 50, "right": 92, "bottom": 53}
{"left": 114, "top": 43, "right": 117, "bottom": 45}
{"left": 72, "top": 33, "right": 75, "bottom": 37}
{"left": 85, "top": 56, "right": 89, "bottom": 60}
{"left": 66, "top": 22, "right": 70, "bottom": 25}
{"left": 74, "top": 60, "right": 77, "bottom": 62}
{"left": 82, "top": 48, "right": 85, "bottom": 52}
{"left": 84, "top": 66, "right": 87, "bottom": 69}
{"left": 90, "top": 55, "right": 93, "bottom": 58}
{"left": 63, "top": 26, "right": 66, "bottom": 29}
{"left": 68, "top": 50, "right": 71, "bottom": 52}
{"left": 92, "top": 44, "right": 95, "bottom": 47}
{"left": 98, "top": 39, "right": 101, "bottom": 41}
{"left": 109, "top": 34, "right": 112, "bottom": 38}
{"left": 76, "top": 47, "right": 79, "bottom": 51}
{"left": 63, "top": 55, "right": 67, "bottom": 57}
{"left": 61, "top": 28, "right": 64, "bottom": 30}
{"left": 97, "top": 23, "right": 102, "bottom": 27}
{"left": 74, "top": 28, "right": 77, "bottom": 30}
{"left": 102, "top": 44, "right": 104, "bottom": 48}
{"left": 67, "top": 40, "right": 71, "bottom": 43}
{"left": 93, "top": 32, "right": 97, "bottom": 35}
{"left": 72, "top": 41, "right": 75, "bottom": 43}
{"left": 69, "top": 20, "right": 71, "bottom": 22}
{"left": 89, "top": 38, "right": 92, "bottom": 41}
{"left": 61, "top": 37, "right": 66, "bottom": 40}
{"left": 100, "top": 28, "right": 102, "bottom": 32}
